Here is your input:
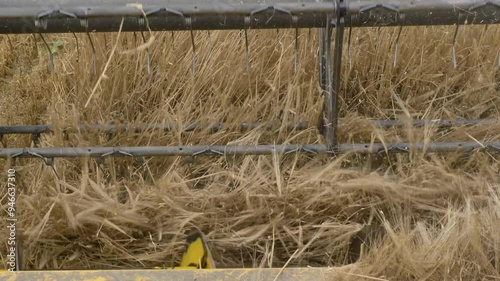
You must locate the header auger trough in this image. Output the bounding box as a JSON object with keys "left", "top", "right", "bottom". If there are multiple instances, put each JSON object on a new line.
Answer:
{"left": 1, "top": 0, "right": 500, "bottom": 280}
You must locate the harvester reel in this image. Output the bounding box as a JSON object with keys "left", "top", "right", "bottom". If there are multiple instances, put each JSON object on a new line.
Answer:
{"left": 1, "top": 0, "right": 500, "bottom": 280}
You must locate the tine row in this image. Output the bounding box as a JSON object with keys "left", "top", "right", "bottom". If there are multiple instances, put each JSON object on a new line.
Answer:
{"left": 2, "top": 142, "right": 500, "bottom": 159}
{"left": 0, "top": 119, "right": 497, "bottom": 137}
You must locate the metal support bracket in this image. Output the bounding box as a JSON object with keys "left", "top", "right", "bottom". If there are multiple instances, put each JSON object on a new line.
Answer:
{"left": 318, "top": 0, "right": 345, "bottom": 153}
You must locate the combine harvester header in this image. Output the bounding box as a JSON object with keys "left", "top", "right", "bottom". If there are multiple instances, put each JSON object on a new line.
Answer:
{"left": 0, "top": 0, "right": 499, "bottom": 159}
{"left": 0, "top": 0, "right": 500, "bottom": 280}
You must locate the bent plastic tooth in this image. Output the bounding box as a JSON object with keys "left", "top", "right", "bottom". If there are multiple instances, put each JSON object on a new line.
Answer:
{"left": 393, "top": 26, "right": 403, "bottom": 67}
{"left": 244, "top": 16, "right": 251, "bottom": 73}
{"left": 294, "top": 28, "right": 299, "bottom": 73}
{"left": 497, "top": 49, "right": 500, "bottom": 67}
{"left": 347, "top": 24, "right": 352, "bottom": 70}
{"left": 141, "top": 30, "right": 151, "bottom": 74}
{"left": 452, "top": 23, "right": 460, "bottom": 69}
{"left": 39, "top": 33, "right": 54, "bottom": 74}
{"left": 73, "top": 33, "right": 80, "bottom": 63}
{"left": 5, "top": 34, "right": 13, "bottom": 50}
{"left": 244, "top": 29, "right": 250, "bottom": 73}
{"left": 190, "top": 29, "right": 196, "bottom": 74}
{"left": 184, "top": 16, "right": 196, "bottom": 74}
{"left": 87, "top": 32, "right": 97, "bottom": 75}
{"left": 207, "top": 30, "right": 213, "bottom": 53}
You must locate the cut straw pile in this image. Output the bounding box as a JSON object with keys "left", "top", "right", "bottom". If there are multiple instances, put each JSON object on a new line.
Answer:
{"left": 0, "top": 24, "right": 499, "bottom": 280}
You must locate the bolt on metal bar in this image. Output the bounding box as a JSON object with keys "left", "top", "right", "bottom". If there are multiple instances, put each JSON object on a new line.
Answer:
{"left": 1, "top": 142, "right": 500, "bottom": 159}
{"left": 0, "top": 119, "right": 497, "bottom": 136}
{"left": 0, "top": 0, "right": 498, "bottom": 34}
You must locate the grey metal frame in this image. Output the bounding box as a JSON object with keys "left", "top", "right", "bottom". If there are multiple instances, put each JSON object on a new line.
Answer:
{"left": 1, "top": 119, "right": 495, "bottom": 135}
{"left": 2, "top": 142, "right": 500, "bottom": 159}
{"left": 0, "top": 0, "right": 498, "bottom": 33}
{"left": 0, "top": 0, "right": 499, "bottom": 159}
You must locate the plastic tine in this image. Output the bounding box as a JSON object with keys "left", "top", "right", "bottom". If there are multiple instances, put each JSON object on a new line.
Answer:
{"left": 73, "top": 33, "right": 79, "bottom": 63}
{"left": 498, "top": 49, "right": 500, "bottom": 67}
{"left": 140, "top": 30, "right": 151, "bottom": 74}
{"left": 294, "top": 28, "right": 299, "bottom": 73}
{"left": 244, "top": 16, "right": 251, "bottom": 73}
{"left": 104, "top": 33, "right": 109, "bottom": 49}
{"left": 393, "top": 26, "right": 403, "bottom": 67}
{"left": 207, "top": 31, "right": 213, "bottom": 53}
{"left": 39, "top": 33, "right": 54, "bottom": 74}
{"left": 6, "top": 34, "right": 13, "bottom": 50}
{"left": 171, "top": 31, "right": 175, "bottom": 49}
{"left": 189, "top": 25, "right": 196, "bottom": 74}
{"left": 292, "top": 15, "right": 299, "bottom": 74}
{"left": 86, "top": 33, "right": 97, "bottom": 75}
{"left": 244, "top": 29, "right": 250, "bottom": 73}
{"left": 452, "top": 23, "right": 459, "bottom": 69}
{"left": 347, "top": 22, "right": 352, "bottom": 70}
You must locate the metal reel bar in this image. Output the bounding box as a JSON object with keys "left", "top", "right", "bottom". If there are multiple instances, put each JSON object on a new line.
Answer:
{"left": 0, "top": 0, "right": 498, "bottom": 34}
{"left": 316, "top": 0, "right": 345, "bottom": 152}
{"left": 1, "top": 142, "right": 500, "bottom": 159}
{"left": 1, "top": 119, "right": 496, "bottom": 136}
{"left": 1, "top": 0, "right": 499, "bottom": 158}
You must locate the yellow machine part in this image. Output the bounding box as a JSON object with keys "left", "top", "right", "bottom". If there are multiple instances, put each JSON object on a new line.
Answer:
{"left": 178, "top": 229, "right": 215, "bottom": 269}
{"left": 152, "top": 228, "right": 216, "bottom": 270}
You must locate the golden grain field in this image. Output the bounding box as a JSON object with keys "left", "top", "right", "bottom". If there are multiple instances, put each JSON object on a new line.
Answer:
{"left": 0, "top": 24, "right": 499, "bottom": 280}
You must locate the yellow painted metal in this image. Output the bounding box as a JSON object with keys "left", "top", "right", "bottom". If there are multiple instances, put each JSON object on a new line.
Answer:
{"left": 152, "top": 228, "right": 217, "bottom": 270}
{"left": 177, "top": 229, "right": 216, "bottom": 269}
{"left": 0, "top": 267, "right": 357, "bottom": 281}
